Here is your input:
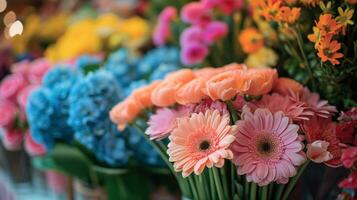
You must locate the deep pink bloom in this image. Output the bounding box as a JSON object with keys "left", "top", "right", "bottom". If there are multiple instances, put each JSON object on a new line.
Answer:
{"left": 28, "top": 59, "right": 50, "bottom": 84}
{"left": 336, "top": 120, "right": 357, "bottom": 146}
{"left": 341, "top": 147, "right": 357, "bottom": 168}
{"left": 301, "top": 116, "right": 342, "bottom": 167}
{"left": 0, "top": 73, "right": 27, "bottom": 101}
{"left": 17, "top": 85, "right": 39, "bottom": 110}
{"left": 181, "top": 2, "right": 212, "bottom": 26}
{"left": 339, "top": 171, "right": 357, "bottom": 189}
{"left": 159, "top": 6, "right": 177, "bottom": 22}
{"left": 203, "top": 0, "right": 244, "bottom": 14}
{"left": 232, "top": 95, "right": 245, "bottom": 110}
{"left": 248, "top": 93, "right": 313, "bottom": 122}
{"left": 193, "top": 98, "right": 228, "bottom": 115}
{"left": 2, "top": 129, "right": 23, "bottom": 151}
{"left": 0, "top": 99, "right": 17, "bottom": 128}
{"left": 339, "top": 107, "right": 357, "bottom": 122}
{"left": 24, "top": 132, "right": 46, "bottom": 156}
{"left": 202, "top": 21, "right": 228, "bottom": 44}
{"left": 180, "top": 26, "right": 204, "bottom": 46}
{"left": 153, "top": 22, "right": 171, "bottom": 46}
{"left": 146, "top": 107, "right": 191, "bottom": 141}
{"left": 231, "top": 108, "right": 306, "bottom": 186}
{"left": 181, "top": 42, "right": 209, "bottom": 65}
{"left": 11, "top": 60, "right": 30, "bottom": 75}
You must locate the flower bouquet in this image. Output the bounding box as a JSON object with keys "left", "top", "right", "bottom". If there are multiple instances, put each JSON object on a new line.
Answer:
{"left": 110, "top": 63, "right": 342, "bottom": 199}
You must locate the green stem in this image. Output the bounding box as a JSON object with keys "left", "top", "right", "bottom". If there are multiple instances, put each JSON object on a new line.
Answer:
{"left": 261, "top": 185, "right": 268, "bottom": 200}
{"left": 212, "top": 167, "right": 225, "bottom": 200}
{"left": 188, "top": 176, "right": 199, "bottom": 200}
{"left": 282, "top": 161, "right": 310, "bottom": 200}
{"left": 250, "top": 183, "right": 257, "bottom": 200}
{"left": 244, "top": 178, "right": 250, "bottom": 199}
{"left": 220, "top": 166, "right": 229, "bottom": 199}
{"left": 274, "top": 184, "right": 285, "bottom": 200}
{"left": 209, "top": 169, "right": 217, "bottom": 199}
{"left": 230, "top": 162, "right": 236, "bottom": 198}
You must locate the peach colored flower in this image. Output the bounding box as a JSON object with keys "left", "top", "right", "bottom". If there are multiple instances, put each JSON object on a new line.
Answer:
{"left": 151, "top": 80, "right": 183, "bottom": 107}
{"left": 110, "top": 98, "right": 142, "bottom": 130}
{"left": 165, "top": 69, "right": 196, "bottom": 83}
{"left": 194, "top": 67, "right": 218, "bottom": 81}
{"left": 167, "top": 109, "right": 237, "bottom": 177}
{"left": 273, "top": 78, "right": 303, "bottom": 96}
{"left": 205, "top": 70, "right": 250, "bottom": 101}
{"left": 231, "top": 108, "right": 306, "bottom": 186}
{"left": 176, "top": 78, "right": 206, "bottom": 105}
{"left": 219, "top": 63, "right": 247, "bottom": 73}
{"left": 242, "top": 68, "right": 277, "bottom": 96}
{"left": 131, "top": 81, "right": 161, "bottom": 108}
{"left": 306, "top": 140, "right": 333, "bottom": 163}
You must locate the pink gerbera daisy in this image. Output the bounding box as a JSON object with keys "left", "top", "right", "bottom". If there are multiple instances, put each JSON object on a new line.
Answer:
{"left": 231, "top": 108, "right": 306, "bottom": 186}
{"left": 248, "top": 93, "right": 313, "bottom": 122}
{"left": 291, "top": 88, "right": 337, "bottom": 118}
{"left": 167, "top": 109, "right": 237, "bottom": 177}
{"left": 146, "top": 106, "right": 191, "bottom": 141}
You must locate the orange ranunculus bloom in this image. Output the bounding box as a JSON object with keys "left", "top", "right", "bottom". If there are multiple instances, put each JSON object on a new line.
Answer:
{"left": 151, "top": 80, "right": 183, "bottom": 107}
{"left": 317, "top": 35, "right": 344, "bottom": 65}
{"left": 176, "top": 78, "right": 207, "bottom": 105}
{"left": 238, "top": 28, "right": 264, "bottom": 54}
{"left": 300, "top": 0, "right": 320, "bottom": 6}
{"left": 110, "top": 98, "right": 142, "bottom": 130}
{"left": 316, "top": 14, "right": 341, "bottom": 36}
{"left": 278, "top": 7, "right": 301, "bottom": 24}
{"left": 205, "top": 70, "right": 250, "bottom": 101}
{"left": 165, "top": 68, "right": 196, "bottom": 83}
{"left": 194, "top": 67, "right": 218, "bottom": 81}
{"left": 242, "top": 68, "right": 278, "bottom": 96}
{"left": 273, "top": 77, "right": 303, "bottom": 95}
{"left": 131, "top": 80, "right": 162, "bottom": 108}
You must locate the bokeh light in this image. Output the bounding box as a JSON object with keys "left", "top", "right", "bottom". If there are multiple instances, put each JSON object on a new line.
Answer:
{"left": 0, "top": 0, "right": 7, "bottom": 13}
{"left": 8, "top": 20, "right": 23, "bottom": 37}
{"left": 3, "top": 10, "right": 16, "bottom": 27}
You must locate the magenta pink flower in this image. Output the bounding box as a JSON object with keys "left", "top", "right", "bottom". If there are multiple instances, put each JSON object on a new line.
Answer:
{"left": 17, "top": 85, "right": 39, "bottom": 110}
{"left": 146, "top": 107, "right": 191, "bottom": 141}
{"left": 193, "top": 98, "right": 228, "bottom": 115}
{"left": 25, "top": 132, "right": 46, "bottom": 156}
{"left": 233, "top": 95, "right": 245, "bottom": 110}
{"left": 153, "top": 22, "right": 171, "bottom": 46}
{"left": 159, "top": 6, "right": 177, "bottom": 22}
{"left": 0, "top": 99, "right": 17, "bottom": 128}
{"left": 28, "top": 59, "right": 50, "bottom": 84}
{"left": 248, "top": 93, "right": 313, "bottom": 122}
{"left": 0, "top": 73, "right": 27, "bottom": 100}
{"left": 339, "top": 171, "right": 357, "bottom": 189}
{"left": 181, "top": 42, "right": 209, "bottom": 65}
{"left": 341, "top": 147, "right": 357, "bottom": 168}
{"left": 231, "top": 108, "right": 306, "bottom": 186}
{"left": 180, "top": 26, "right": 204, "bottom": 46}
{"left": 2, "top": 129, "right": 23, "bottom": 151}
{"left": 202, "top": 21, "right": 228, "bottom": 44}
{"left": 203, "top": 0, "right": 244, "bottom": 14}
{"left": 181, "top": 2, "right": 212, "bottom": 26}
{"left": 11, "top": 60, "right": 30, "bottom": 75}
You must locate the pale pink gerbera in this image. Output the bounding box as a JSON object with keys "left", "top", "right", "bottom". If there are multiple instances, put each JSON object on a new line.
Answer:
{"left": 248, "top": 93, "right": 313, "bottom": 122}
{"left": 231, "top": 108, "right": 306, "bottom": 186}
{"left": 291, "top": 88, "right": 337, "bottom": 118}
{"left": 167, "top": 109, "right": 237, "bottom": 177}
{"left": 146, "top": 106, "right": 192, "bottom": 141}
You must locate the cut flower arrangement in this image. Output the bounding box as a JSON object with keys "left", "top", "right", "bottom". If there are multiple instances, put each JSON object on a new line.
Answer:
{"left": 110, "top": 64, "right": 341, "bottom": 199}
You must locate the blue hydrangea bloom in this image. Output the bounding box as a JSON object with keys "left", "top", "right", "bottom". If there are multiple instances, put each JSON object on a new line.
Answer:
{"left": 75, "top": 55, "right": 102, "bottom": 73}
{"left": 137, "top": 46, "right": 180, "bottom": 78}
{"left": 27, "top": 67, "right": 78, "bottom": 149}
{"left": 104, "top": 49, "right": 139, "bottom": 87}
{"left": 68, "top": 70, "right": 128, "bottom": 166}
{"left": 126, "top": 127, "right": 165, "bottom": 167}
{"left": 149, "top": 63, "right": 179, "bottom": 81}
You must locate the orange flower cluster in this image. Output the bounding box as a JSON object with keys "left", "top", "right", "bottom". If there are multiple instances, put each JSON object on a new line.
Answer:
{"left": 110, "top": 64, "right": 277, "bottom": 129}
{"left": 252, "top": 0, "right": 301, "bottom": 24}
{"left": 308, "top": 13, "right": 350, "bottom": 65}
{"left": 238, "top": 28, "right": 264, "bottom": 54}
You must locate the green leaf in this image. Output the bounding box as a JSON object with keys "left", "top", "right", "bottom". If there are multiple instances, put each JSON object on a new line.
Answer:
{"left": 32, "top": 155, "right": 60, "bottom": 171}
{"left": 49, "top": 143, "right": 94, "bottom": 182}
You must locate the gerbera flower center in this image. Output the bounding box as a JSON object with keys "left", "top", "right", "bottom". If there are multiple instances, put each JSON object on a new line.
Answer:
{"left": 199, "top": 140, "right": 211, "bottom": 151}
{"left": 255, "top": 134, "right": 279, "bottom": 157}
